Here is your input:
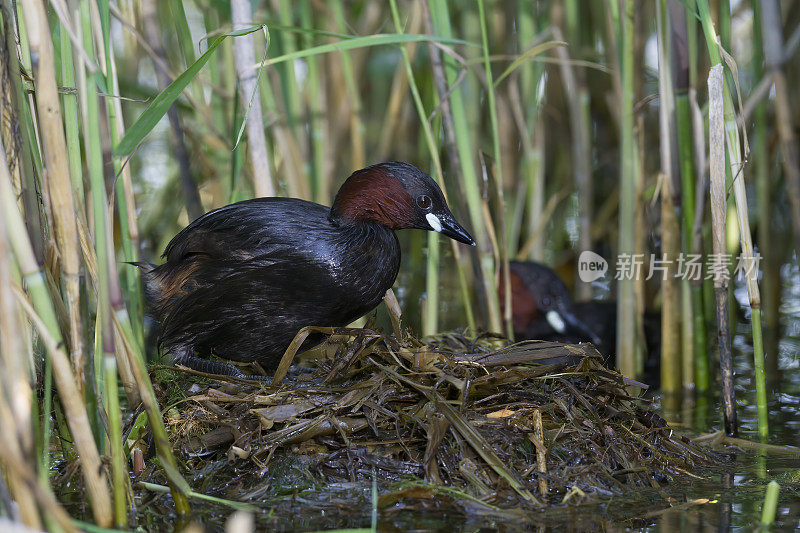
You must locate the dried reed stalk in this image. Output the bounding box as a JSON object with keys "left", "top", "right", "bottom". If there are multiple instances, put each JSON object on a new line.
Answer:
{"left": 21, "top": 0, "right": 84, "bottom": 391}
{"left": 708, "top": 65, "right": 736, "bottom": 436}
{"left": 231, "top": 0, "right": 274, "bottom": 197}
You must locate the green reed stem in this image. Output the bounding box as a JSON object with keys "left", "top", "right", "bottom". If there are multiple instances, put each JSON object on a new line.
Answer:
{"left": 671, "top": 1, "right": 698, "bottom": 388}
{"left": 58, "top": 24, "right": 85, "bottom": 207}
{"left": 719, "top": 0, "right": 731, "bottom": 51}
{"left": 424, "top": 232, "right": 441, "bottom": 336}
{"left": 617, "top": 0, "right": 637, "bottom": 377}
{"left": 429, "top": 0, "right": 501, "bottom": 334}
{"left": 678, "top": 93, "right": 709, "bottom": 390}
{"left": 684, "top": 0, "right": 711, "bottom": 391}
{"left": 103, "top": 340, "right": 125, "bottom": 527}
{"left": 760, "top": 480, "right": 780, "bottom": 526}
{"left": 516, "top": 1, "right": 546, "bottom": 261}
{"left": 300, "top": 0, "right": 329, "bottom": 204}
{"left": 477, "top": 0, "right": 513, "bottom": 340}
{"left": 79, "top": 2, "right": 126, "bottom": 524}
{"left": 674, "top": 24, "right": 707, "bottom": 389}
{"left": 752, "top": 0, "right": 778, "bottom": 374}
{"left": 96, "top": 0, "right": 145, "bottom": 352}
{"left": 563, "top": 0, "right": 593, "bottom": 303}
{"left": 657, "top": 0, "right": 682, "bottom": 392}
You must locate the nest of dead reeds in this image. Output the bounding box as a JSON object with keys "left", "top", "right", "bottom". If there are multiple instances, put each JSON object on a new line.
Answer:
{"left": 149, "top": 326, "right": 723, "bottom": 513}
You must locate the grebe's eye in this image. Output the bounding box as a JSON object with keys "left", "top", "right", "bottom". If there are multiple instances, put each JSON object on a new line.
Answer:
{"left": 416, "top": 195, "right": 432, "bottom": 210}
{"left": 541, "top": 296, "right": 551, "bottom": 307}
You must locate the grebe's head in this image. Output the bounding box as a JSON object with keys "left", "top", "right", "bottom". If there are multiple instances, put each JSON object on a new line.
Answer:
{"left": 501, "top": 261, "right": 602, "bottom": 345}
{"left": 330, "top": 162, "right": 475, "bottom": 246}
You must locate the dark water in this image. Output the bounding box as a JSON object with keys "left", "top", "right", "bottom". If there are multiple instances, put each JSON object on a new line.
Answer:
{"left": 173, "top": 450, "right": 799, "bottom": 531}
{"left": 644, "top": 256, "right": 800, "bottom": 531}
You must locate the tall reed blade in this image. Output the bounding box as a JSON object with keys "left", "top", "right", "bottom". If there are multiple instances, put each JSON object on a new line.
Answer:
{"left": 555, "top": 1, "right": 592, "bottom": 301}
{"left": 477, "top": 0, "right": 512, "bottom": 340}
{"left": 616, "top": 0, "right": 638, "bottom": 377}
{"left": 300, "top": 0, "right": 329, "bottom": 204}
{"left": 697, "top": 0, "right": 768, "bottom": 438}
{"left": 21, "top": 0, "right": 84, "bottom": 394}
{"left": 79, "top": 1, "right": 127, "bottom": 523}
{"left": 708, "top": 65, "right": 736, "bottom": 436}
{"left": 656, "top": 0, "right": 681, "bottom": 393}
{"left": 670, "top": 0, "right": 708, "bottom": 391}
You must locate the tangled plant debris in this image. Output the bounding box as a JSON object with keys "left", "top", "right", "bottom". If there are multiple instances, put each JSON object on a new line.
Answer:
{"left": 137, "top": 319, "right": 724, "bottom": 520}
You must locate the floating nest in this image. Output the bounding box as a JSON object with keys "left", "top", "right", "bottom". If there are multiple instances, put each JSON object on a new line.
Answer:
{"left": 143, "top": 322, "right": 723, "bottom": 521}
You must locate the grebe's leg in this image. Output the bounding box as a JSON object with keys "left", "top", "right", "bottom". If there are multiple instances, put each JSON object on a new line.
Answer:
{"left": 171, "top": 348, "right": 273, "bottom": 383}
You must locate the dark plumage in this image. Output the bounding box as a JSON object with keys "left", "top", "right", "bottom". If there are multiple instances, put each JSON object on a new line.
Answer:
{"left": 143, "top": 162, "right": 474, "bottom": 378}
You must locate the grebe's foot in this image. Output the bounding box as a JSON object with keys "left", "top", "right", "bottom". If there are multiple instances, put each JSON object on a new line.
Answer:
{"left": 173, "top": 352, "right": 272, "bottom": 383}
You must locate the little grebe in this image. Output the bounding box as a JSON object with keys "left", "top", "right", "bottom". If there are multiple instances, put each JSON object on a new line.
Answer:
{"left": 500, "top": 261, "right": 602, "bottom": 346}
{"left": 502, "top": 261, "right": 661, "bottom": 381}
{"left": 144, "top": 162, "right": 474, "bottom": 379}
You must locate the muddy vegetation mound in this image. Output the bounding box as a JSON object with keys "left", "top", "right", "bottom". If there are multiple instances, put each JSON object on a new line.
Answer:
{"left": 141, "top": 327, "right": 721, "bottom": 522}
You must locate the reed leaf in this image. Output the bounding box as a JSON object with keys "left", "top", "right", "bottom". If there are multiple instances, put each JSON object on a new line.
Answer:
{"left": 115, "top": 24, "right": 264, "bottom": 157}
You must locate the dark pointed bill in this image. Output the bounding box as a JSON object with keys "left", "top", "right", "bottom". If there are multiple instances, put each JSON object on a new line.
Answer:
{"left": 427, "top": 211, "right": 475, "bottom": 246}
